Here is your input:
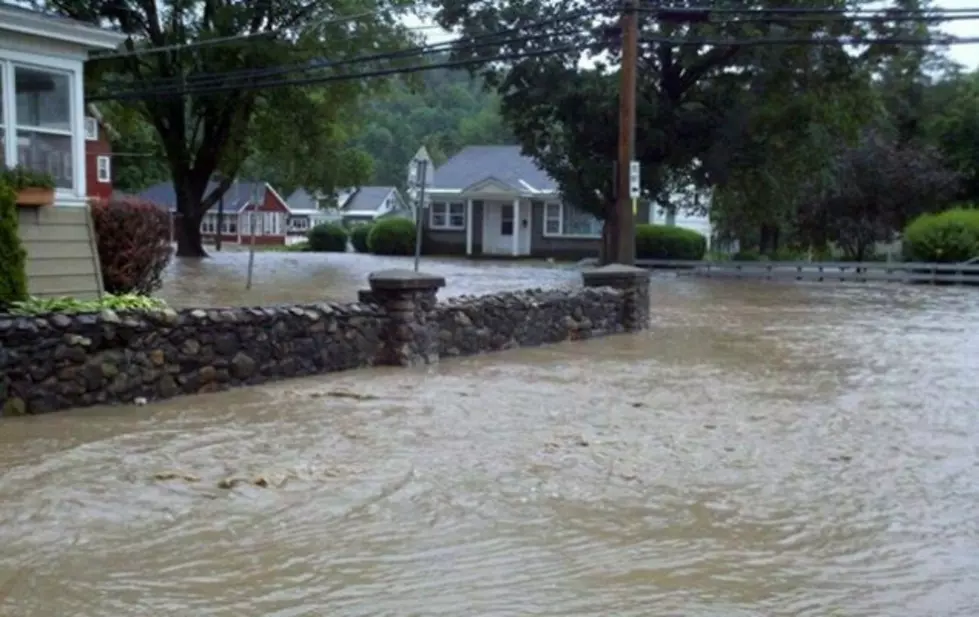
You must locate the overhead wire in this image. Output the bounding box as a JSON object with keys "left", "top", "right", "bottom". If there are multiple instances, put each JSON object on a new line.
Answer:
{"left": 87, "top": 6, "right": 979, "bottom": 102}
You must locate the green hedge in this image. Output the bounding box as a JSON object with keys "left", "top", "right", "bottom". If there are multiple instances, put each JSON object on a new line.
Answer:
{"left": 350, "top": 223, "right": 373, "bottom": 253}
{"left": 635, "top": 224, "right": 707, "bottom": 260}
{"left": 368, "top": 218, "right": 416, "bottom": 255}
{"left": 903, "top": 207, "right": 979, "bottom": 263}
{"left": 0, "top": 181, "right": 27, "bottom": 308}
{"left": 307, "top": 222, "right": 348, "bottom": 252}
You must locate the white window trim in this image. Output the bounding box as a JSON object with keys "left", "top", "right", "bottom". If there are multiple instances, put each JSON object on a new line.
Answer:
{"left": 542, "top": 202, "right": 603, "bottom": 239}
{"left": 84, "top": 116, "right": 98, "bottom": 141}
{"left": 96, "top": 155, "right": 110, "bottom": 182}
{"left": 0, "top": 49, "right": 85, "bottom": 202}
{"left": 429, "top": 201, "right": 466, "bottom": 230}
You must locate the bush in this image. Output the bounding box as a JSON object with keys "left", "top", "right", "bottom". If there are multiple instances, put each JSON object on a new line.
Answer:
{"left": 903, "top": 207, "right": 979, "bottom": 263}
{"left": 367, "top": 218, "right": 416, "bottom": 255}
{"left": 0, "top": 181, "right": 27, "bottom": 308}
{"left": 8, "top": 293, "right": 168, "bottom": 316}
{"left": 350, "top": 223, "right": 373, "bottom": 253}
{"left": 91, "top": 198, "right": 173, "bottom": 295}
{"left": 635, "top": 224, "right": 707, "bottom": 260}
{"left": 307, "top": 222, "right": 348, "bottom": 252}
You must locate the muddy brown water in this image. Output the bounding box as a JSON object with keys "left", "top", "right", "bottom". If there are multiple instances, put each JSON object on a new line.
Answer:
{"left": 2, "top": 253, "right": 979, "bottom": 616}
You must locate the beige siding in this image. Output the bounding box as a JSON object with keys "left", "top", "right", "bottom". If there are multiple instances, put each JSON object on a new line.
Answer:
{"left": 17, "top": 205, "right": 103, "bottom": 300}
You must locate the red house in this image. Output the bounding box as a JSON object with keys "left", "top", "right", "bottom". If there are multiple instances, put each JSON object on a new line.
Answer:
{"left": 84, "top": 106, "right": 113, "bottom": 202}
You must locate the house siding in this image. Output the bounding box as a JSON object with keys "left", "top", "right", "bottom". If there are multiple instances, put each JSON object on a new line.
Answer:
{"left": 529, "top": 201, "right": 601, "bottom": 261}
{"left": 18, "top": 205, "right": 102, "bottom": 300}
{"left": 423, "top": 200, "right": 483, "bottom": 255}
{"left": 85, "top": 123, "right": 113, "bottom": 202}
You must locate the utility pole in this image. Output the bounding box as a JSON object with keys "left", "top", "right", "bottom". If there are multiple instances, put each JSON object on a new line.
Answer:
{"left": 616, "top": 0, "right": 639, "bottom": 265}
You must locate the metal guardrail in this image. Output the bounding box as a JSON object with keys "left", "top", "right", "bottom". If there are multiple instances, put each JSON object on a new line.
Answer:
{"left": 635, "top": 259, "right": 979, "bottom": 285}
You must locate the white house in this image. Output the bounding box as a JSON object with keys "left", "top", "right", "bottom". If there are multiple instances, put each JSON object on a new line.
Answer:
{"left": 1, "top": 4, "right": 126, "bottom": 299}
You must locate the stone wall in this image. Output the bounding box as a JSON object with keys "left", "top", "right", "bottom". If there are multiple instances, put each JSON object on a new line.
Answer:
{"left": 1, "top": 265, "right": 650, "bottom": 416}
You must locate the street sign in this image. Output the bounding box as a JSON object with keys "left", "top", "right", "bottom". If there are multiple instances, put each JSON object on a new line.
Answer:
{"left": 628, "top": 160, "right": 640, "bottom": 198}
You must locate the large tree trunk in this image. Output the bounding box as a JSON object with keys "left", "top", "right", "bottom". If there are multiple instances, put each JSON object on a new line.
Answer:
{"left": 174, "top": 182, "right": 208, "bottom": 258}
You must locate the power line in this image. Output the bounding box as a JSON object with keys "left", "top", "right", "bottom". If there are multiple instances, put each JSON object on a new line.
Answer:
{"left": 88, "top": 44, "right": 579, "bottom": 102}
{"left": 640, "top": 34, "right": 979, "bottom": 46}
{"left": 91, "top": 10, "right": 600, "bottom": 96}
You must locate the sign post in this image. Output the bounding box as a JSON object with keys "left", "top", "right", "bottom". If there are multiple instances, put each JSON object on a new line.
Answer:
{"left": 245, "top": 184, "right": 262, "bottom": 291}
{"left": 412, "top": 159, "right": 427, "bottom": 273}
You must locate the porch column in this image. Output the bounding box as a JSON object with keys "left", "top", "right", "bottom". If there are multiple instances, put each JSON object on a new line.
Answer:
{"left": 465, "top": 198, "right": 473, "bottom": 256}
{"left": 512, "top": 197, "right": 520, "bottom": 256}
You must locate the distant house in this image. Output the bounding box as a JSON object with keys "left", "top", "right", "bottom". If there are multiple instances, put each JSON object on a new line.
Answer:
{"left": 139, "top": 180, "right": 293, "bottom": 246}
{"left": 284, "top": 187, "right": 341, "bottom": 237}
{"left": 421, "top": 145, "right": 713, "bottom": 260}
{"left": 84, "top": 105, "right": 114, "bottom": 202}
{"left": 339, "top": 186, "right": 410, "bottom": 227}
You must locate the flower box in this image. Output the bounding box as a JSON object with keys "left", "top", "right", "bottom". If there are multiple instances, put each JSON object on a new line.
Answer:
{"left": 16, "top": 187, "right": 55, "bottom": 207}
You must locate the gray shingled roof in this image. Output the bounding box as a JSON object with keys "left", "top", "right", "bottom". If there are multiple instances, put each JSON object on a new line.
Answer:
{"left": 431, "top": 145, "right": 556, "bottom": 192}
{"left": 341, "top": 186, "right": 397, "bottom": 212}
{"left": 138, "top": 181, "right": 267, "bottom": 213}
{"left": 286, "top": 188, "right": 318, "bottom": 211}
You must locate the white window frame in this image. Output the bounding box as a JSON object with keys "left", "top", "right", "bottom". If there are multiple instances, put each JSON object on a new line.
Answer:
{"left": 429, "top": 201, "right": 465, "bottom": 230}
{"left": 0, "top": 51, "right": 84, "bottom": 202}
{"left": 96, "top": 155, "right": 110, "bottom": 182}
{"left": 84, "top": 116, "right": 98, "bottom": 141}
{"left": 543, "top": 202, "right": 603, "bottom": 238}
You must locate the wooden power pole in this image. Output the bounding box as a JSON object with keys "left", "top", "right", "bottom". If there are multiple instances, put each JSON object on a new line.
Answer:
{"left": 616, "top": 0, "right": 639, "bottom": 265}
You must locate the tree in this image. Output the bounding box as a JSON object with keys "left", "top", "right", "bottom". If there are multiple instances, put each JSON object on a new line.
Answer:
{"left": 47, "top": 0, "right": 415, "bottom": 257}
{"left": 925, "top": 69, "right": 979, "bottom": 203}
{"left": 797, "top": 130, "right": 960, "bottom": 260}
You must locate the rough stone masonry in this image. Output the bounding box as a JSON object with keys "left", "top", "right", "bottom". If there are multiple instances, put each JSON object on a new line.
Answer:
{"left": 0, "top": 265, "right": 650, "bottom": 416}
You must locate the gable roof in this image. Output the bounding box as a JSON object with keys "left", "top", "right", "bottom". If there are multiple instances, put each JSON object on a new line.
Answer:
{"left": 286, "top": 188, "right": 318, "bottom": 211}
{"left": 138, "top": 180, "right": 271, "bottom": 213}
{"left": 432, "top": 145, "right": 557, "bottom": 192}
{"left": 341, "top": 186, "right": 399, "bottom": 214}
{"left": 0, "top": 2, "right": 126, "bottom": 50}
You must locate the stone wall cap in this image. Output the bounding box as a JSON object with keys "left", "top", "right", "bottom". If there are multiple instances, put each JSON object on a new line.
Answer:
{"left": 582, "top": 263, "right": 651, "bottom": 281}
{"left": 369, "top": 269, "right": 447, "bottom": 291}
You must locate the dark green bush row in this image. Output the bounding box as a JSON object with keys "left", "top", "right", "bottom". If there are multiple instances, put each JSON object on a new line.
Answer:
{"left": 368, "top": 218, "right": 416, "bottom": 255}
{"left": 903, "top": 207, "right": 979, "bottom": 263}
{"left": 350, "top": 223, "right": 373, "bottom": 253}
{"left": 635, "top": 223, "right": 707, "bottom": 260}
{"left": 0, "top": 181, "right": 27, "bottom": 308}
{"left": 306, "top": 222, "right": 348, "bottom": 252}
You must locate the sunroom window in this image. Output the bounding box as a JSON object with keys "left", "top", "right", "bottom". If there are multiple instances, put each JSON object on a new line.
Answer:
{"left": 13, "top": 65, "right": 73, "bottom": 189}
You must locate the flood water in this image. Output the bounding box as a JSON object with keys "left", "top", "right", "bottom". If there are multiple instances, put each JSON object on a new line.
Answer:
{"left": 2, "top": 253, "right": 979, "bottom": 616}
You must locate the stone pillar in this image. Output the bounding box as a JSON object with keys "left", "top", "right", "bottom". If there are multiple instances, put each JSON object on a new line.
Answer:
{"left": 582, "top": 264, "right": 651, "bottom": 332}
{"left": 368, "top": 269, "right": 446, "bottom": 367}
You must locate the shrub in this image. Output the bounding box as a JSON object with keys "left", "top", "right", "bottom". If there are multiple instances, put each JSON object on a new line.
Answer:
{"left": 91, "top": 198, "right": 173, "bottom": 295}
{"left": 635, "top": 224, "right": 707, "bottom": 260}
{"left": 903, "top": 207, "right": 979, "bottom": 263}
{"left": 8, "top": 293, "right": 168, "bottom": 316}
{"left": 307, "top": 222, "right": 348, "bottom": 252}
{"left": 0, "top": 165, "right": 55, "bottom": 190}
{"left": 350, "top": 223, "right": 373, "bottom": 253}
{"left": 0, "top": 181, "right": 27, "bottom": 308}
{"left": 367, "top": 218, "right": 416, "bottom": 255}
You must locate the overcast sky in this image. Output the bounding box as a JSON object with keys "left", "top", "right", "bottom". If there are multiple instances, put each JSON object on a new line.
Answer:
{"left": 405, "top": 2, "right": 979, "bottom": 70}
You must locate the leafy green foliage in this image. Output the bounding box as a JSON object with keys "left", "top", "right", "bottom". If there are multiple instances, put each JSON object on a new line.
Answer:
{"left": 903, "top": 207, "right": 979, "bottom": 263}
{"left": 635, "top": 224, "right": 707, "bottom": 260}
{"left": 353, "top": 64, "right": 515, "bottom": 187}
{"left": 925, "top": 70, "right": 979, "bottom": 203}
{"left": 349, "top": 223, "right": 373, "bottom": 253}
{"left": 797, "top": 130, "right": 960, "bottom": 260}
{"left": 367, "top": 218, "right": 416, "bottom": 255}
{"left": 91, "top": 198, "right": 173, "bottom": 294}
{"left": 47, "top": 0, "right": 416, "bottom": 257}
{"left": 7, "top": 293, "right": 169, "bottom": 316}
{"left": 0, "top": 182, "right": 27, "bottom": 307}
{"left": 306, "top": 223, "right": 349, "bottom": 252}
{"left": 0, "top": 166, "right": 55, "bottom": 190}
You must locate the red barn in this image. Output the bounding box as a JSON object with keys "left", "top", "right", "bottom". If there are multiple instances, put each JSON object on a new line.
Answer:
{"left": 84, "top": 106, "right": 113, "bottom": 202}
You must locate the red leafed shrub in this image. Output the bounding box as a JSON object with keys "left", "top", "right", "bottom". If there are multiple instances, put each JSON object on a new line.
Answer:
{"left": 90, "top": 197, "right": 173, "bottom": 295}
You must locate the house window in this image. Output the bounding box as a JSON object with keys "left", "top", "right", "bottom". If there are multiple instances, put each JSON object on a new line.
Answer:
{"left": 13, "top": 65, "right": 74, "bottom": 190}
{"left": 430, "top": 201, "right": 465, "bottom": 230}
{"left": 96, "top": 155, "right": 110, "bottom": 182}
{"left": 544, "top": 202, "right": 603, "bottom": 237}
{"left": 84, "top": 116, "right": 98, "bottom": 141}
{"left": 220, "top": 216, "right": 237, "bottom": 234}
{"left": 289, "top": 216, "right": 309, "bottom": 231}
